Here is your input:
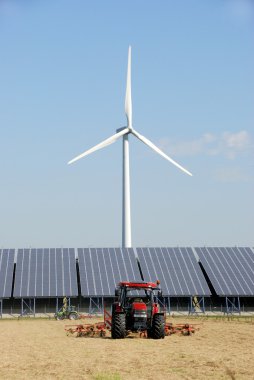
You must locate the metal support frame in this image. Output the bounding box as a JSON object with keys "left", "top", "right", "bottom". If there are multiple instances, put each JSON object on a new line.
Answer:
{"left": 20, "top": 298, "right": 36, "bottom": 317}
{"left": 224, "top": 297, "right": 241, "bottom": 315}
{"left": 168, "top": 297, "right": 171, "bottom": 314}
{"left": 175, "top": 297, "right": 188, "bottom": 314}
{"left": 189, "top": 296, "right": 206, "bottom": 314}
{"left": 0, "top": 299, "right": 2, "bottom": 318}
{"left": 89, "top": 297, "right": 103, "bottom": 314}
{"left": 166, "top": 297, "right": 171, "bottom": 314}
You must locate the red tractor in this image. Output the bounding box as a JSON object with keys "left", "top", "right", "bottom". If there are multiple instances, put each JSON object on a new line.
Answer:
{"left": 111, "top": 281, "right": 165, "bottom": 339}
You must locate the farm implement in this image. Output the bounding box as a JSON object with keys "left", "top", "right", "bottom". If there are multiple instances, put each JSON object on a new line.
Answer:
{"left": 65, "top": 310, "right": 199, "bottom": 338}
{"left": 66, "top": 322, "right": 108, "bottom": 337}
{"left": 65, "top": 320, "right": 199, "bottom": 338}
{"left": 165, "top": 322, "right": 198, "bottom": 336}
{"left": 65, "top": 281, "right": 200, "bottom": 338}
{"left": 65, "top": 308, "right": 112, "bottom": 337}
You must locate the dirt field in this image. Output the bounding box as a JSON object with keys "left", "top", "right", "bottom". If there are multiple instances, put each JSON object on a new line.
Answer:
{"left": 0, "top": 317, "right": 253, "bottom": 380}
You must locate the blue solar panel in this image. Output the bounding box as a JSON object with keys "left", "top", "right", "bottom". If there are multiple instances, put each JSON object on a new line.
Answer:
{"left": 36, "top": 249, "right": 43, "bottom": 296}
{"left": 43, "top": 249, "right": 49, "bottom": 297}
{"left": 137, "top": 247, "right": 211, "bottom": 296}
{"left": 0, "top": 249, "right": 15, "bottom": 298}
{"left": 13, "top": 248, "right": 78, "bottom": 297}
{"left": 49, "top": 248, "right": 56, "bottom": 296}
{"left": 77, "top": 248, "right": 141, "bottom": 297}
{"left": 21, "top": 249, "right": 30, "bottom": 297}
{"left": 195, "top": 247, "right": 254, "bottom": 296}
{"left": 56, "top": 248, "right": 63, "bottom": 296}
{"left": 103, "top": 249, "right": 117, "bottom": 294}
{"left": 29, "top": 249, "right": 36, "bottom": 297}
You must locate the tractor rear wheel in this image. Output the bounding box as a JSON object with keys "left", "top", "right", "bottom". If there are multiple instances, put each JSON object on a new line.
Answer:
{"left": 69, "top": 312, "right": 78, "bottom": 320}
{"left": 111, "top": 313, "right": 126, "bottom": 339}
{"left": 151, "top": 314, "right": 165, "bottom": 339}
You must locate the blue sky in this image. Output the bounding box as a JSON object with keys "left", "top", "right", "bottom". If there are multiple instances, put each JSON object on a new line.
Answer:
{"left": 0, "top": 0, "right": 253, "bottom": 248}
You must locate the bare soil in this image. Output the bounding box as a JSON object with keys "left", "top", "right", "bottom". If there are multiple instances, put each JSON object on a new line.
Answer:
{"left": 0, "top": 317, "right": 253, "bottom": 380}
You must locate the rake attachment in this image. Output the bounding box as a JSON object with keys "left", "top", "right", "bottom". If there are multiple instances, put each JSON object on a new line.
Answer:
{"left": 165, "top": 322, "right": 200, "bottom": 336}
{"left": 65, "top": 322, "right": 108, "bottom": 338}
{"left": 65, "top": 305, "right": 200, "bottom": 338}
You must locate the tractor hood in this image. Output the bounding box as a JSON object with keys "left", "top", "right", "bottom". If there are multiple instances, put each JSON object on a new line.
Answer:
{"left": 132, "top": 302, "right": 147, "bottom": 311}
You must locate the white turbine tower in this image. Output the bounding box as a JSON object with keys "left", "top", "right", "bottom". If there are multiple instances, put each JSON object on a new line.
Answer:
{"left": 68, "top": 46, "right": 192, "bottom": 248}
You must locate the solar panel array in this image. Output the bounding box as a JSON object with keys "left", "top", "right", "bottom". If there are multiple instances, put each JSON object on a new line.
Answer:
{"left": 137, "top": 247, "right": 211, "bottom": 296}
{"left": 13, "top": 248, "right": 78, "bottom": 298}
{"left": 0, "top": 249, "right": 15, "bottom": 298}
{"left": 1, "top": 247, "right": 254, "bottom": 299}
{"left": 78, "top": 248, "right": 141, "bottom": 296}
{"left": 195, "top": 247, "right": 254, "bottom": 296}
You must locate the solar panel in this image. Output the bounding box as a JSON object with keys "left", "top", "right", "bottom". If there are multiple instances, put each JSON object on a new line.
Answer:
{"left": 29, "top": 249, "right": 36, "bottom": 297}
{"left": 195, "top": 247, "right": 254, "bottom": 296}
{"left": 137, "top": 247, "right": 211, "bottom": 296}
{"left": 0, "top": 249, "right": 15, "bottom": 298}
{"left": 13, "top": 248, "right": 78, "bottom": 297}
{"left": 43, "top": 248, "right": 50, "bottom": 296}
{"left": 49, "top": 249, "right": 56, "bottom": 296}
{"left": 77, "top": 248, "right": 142, "bottom": 297}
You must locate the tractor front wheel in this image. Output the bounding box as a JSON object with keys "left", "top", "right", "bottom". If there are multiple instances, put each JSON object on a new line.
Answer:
{"left": 111, "top": 313, "right": 126, "bottom": 339}
{"left": 151, "top": 314, "right": 165, "bottom": 339}
{"left": 56, "top": 313, "right": 64, "bottom": 321}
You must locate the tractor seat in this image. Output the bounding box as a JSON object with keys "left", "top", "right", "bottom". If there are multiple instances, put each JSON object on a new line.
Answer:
{"left": 132, "top": 298, "right": 144, "bottom": 303}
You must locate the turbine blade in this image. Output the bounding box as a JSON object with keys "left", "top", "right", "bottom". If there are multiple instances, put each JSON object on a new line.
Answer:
{"left": 131, "top": 129, "right": 193, "bottom": 176}
{"left": 68, "top": 127, "right": 129, "bottom": 164}
{"left": 125, "top": 46, "right": 132, "bottom": 127}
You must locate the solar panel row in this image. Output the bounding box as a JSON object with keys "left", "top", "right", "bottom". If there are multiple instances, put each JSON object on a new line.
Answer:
{"left": 77, "top": 248, "right": 141, "bottom": 296}
{"left": 195, "top": 247, "right": 254, "bottom": 296}
{"left": 13, "top": 248, "right": 78, "bottom": 298}
{"left": 0, "top": 249, "right": 15, "bottom": 298}
{"left": 137, "top": 247, "right": 211, "bottom": 296}
{"left": 1, "top": 247, "right": 254, "bottom": 298}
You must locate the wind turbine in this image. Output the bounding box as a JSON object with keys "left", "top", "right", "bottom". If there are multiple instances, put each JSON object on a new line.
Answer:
{"left": 68, "top": 46, "right": 192, "bottom": 248}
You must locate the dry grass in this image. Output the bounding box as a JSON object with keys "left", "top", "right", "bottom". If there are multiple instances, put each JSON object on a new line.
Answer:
{"left": 0, "top": 317, "right": 253, "bottom": 379}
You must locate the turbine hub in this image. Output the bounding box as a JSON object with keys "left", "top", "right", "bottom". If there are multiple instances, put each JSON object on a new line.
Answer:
{"left": 116, "top": 127, "right": 131, "bottom": 134}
